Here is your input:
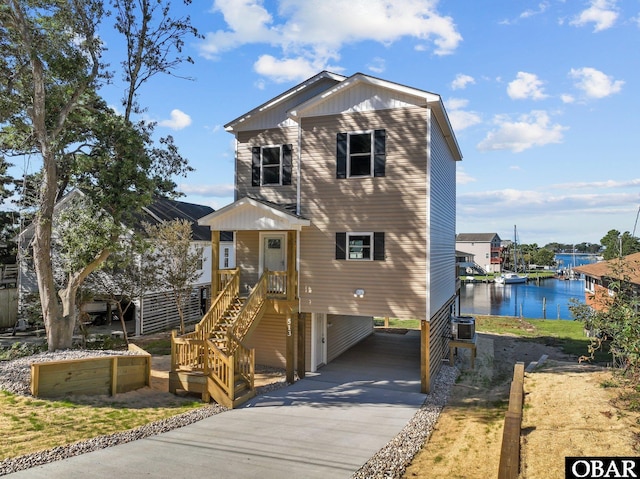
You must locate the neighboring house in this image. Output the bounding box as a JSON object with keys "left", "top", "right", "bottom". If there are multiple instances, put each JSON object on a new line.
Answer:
{"left": 171, "top": 71, "right": 462, "bottom": 407}
{"left": 456, "top": 250, "right": 486, "bottom": 276}
{"left": 573, "top": 252, "right": 640, "bottom": 312}
{"left": 18, "top": 189, "right": 224, "bottom": 335}
{"left": 456, "top": 233, "right": 503, "bottom": 273}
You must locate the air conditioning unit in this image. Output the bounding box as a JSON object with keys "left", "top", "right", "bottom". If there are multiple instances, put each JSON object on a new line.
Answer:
{"left": 451, "top": 315, "right": 475, "bottom": 341}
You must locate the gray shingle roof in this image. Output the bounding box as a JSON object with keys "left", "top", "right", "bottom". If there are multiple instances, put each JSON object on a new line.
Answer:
{"left": 456, "top": 233, "right": 501, "bottom": 242}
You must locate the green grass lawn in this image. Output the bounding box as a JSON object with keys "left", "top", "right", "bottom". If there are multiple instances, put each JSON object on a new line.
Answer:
{"left": 0, "top": 391, "right": 204, "bottom": 461}
{"left": 375, "top": 315, "right": 611, "bottom": 364}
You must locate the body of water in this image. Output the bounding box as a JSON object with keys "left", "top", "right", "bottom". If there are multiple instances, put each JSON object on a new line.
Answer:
{"left": 459, "top": 278, "right": 586, "bottom": 320}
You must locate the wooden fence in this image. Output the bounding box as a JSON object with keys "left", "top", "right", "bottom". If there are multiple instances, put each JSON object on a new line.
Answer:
{"left": 498, "top": 361, "right": 525, "bottom": 479}
{"left": 0, "top": 288, "right": 18, "bottom": 329}
{"left": 30, "top": 344, "right": 151, "bottom": 398}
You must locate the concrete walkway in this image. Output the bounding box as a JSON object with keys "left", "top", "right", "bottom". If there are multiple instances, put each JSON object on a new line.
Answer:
{"left": 6, "top": 331, "right": 425, "bottom": 479}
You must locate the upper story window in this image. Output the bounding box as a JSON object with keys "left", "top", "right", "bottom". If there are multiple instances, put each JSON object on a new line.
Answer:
{"left": 251, "top": 144, "right": 292, "bottom": 186}
{"left": 336, "top": 129, "right": 386, "bottom": 179}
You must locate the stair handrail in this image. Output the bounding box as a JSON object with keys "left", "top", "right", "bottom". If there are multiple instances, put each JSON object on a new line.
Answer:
{"left": 205, "top": 338, "right": 234, "bottom": 398}
{"left": 193, "top": 268, "right": 240, "bottom": 340}
{"left": 228, "top": 332, "right": 255, "bottom": 389}
{"left": 228, "top": 270, "right": 269, "bottom": 351}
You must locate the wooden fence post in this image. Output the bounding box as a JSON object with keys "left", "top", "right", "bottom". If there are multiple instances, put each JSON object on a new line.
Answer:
{"left": 498, "top": 362, "right": 525, "bottom": 479}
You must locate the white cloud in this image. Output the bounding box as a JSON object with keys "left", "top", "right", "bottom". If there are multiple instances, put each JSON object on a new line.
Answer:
{"left": 520, "top": 2, "right": 549, "bottom": 19}
{"left": 199, "top": 0, "right": 277, "bottom": 59}
{"left": 477, "top": 110, "right": 568, "bottom": 153}
{"left": 456, "top": 166, "right": 476, "bottom": 185}
{"left": 159, "top": 109, "right": 192, "bottom": 130}
{"left": 570, "top": 0, "right": 619, "bottom": 32}
{"left": 451, "top": 73, "right": 475, "bottom": 90}
{"left": 507, "top": 72, "right": 548, "bottom": 100}
{"left": 446, "top": 98, "right": 481, "bottom": 131}
{"left": 178, "top": 183, "right": 235, "bottom": 197}
{"left": 550, "top": 178, "right": 640, "bottom": 190}
{"left": 569, "top": 67, "right": 624, "bottom": 99}
{"left": 561, "top": 94, "right": 575, "bottom": 104}
{"left": 199, "top": 0, "right": 463, "bottom": 82}
{"left": 254, "top": 55, "right": 320, "bottom": 83}
{"left": 367, "top": 57, "right": 386, "bottom": 74}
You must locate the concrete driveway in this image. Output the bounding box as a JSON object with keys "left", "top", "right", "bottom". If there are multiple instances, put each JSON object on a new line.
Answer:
{"left": 6, "top": 331, "right": 425, "bottom": 479}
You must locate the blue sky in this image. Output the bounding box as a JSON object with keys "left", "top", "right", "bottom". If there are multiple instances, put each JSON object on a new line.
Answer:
{"left": 31, "top": 1, "right": 640, "bottom": 246}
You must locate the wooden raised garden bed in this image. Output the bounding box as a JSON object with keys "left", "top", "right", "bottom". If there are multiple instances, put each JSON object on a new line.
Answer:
{"left": 30, "top": 344, "right": 151, "bottom": 398}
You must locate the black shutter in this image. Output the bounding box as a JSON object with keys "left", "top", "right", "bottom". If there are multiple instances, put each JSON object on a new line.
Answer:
{"left": 373, "top": 232, "right": 385, "bottom": 261}
{"left": 373, "top": 129, "right": 386, "bottom": 177}
{"left": 251, "top": 146, "right": 261, "bottom": 186}
{"left": 282, "top": 144, "right": 292, "bottom": 185}
{"left": 336, "top": 133, "right": 347, "bottom": 179}
{"left": 335, "top": 232, "right": 347, "bottom": 260}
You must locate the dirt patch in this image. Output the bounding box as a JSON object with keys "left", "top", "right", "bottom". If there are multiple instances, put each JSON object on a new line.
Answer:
{"left": 64, "top": 352, "right": 286, "bottom": 409}
{"left": 403, "top": 333, "right": 640, "bottom": 479}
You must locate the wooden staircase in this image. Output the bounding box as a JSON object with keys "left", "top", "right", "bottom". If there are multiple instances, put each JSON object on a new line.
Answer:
{"left": 169, "top": 269, "right": 270, "bottom": 408}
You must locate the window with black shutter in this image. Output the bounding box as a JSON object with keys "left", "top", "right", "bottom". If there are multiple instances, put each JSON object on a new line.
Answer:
{"left": 251, "top": 144, "right": 293, "bottom": 186}
{"left": 336, "top": 129, "right": 386, "bottom": 178}
{"left": 335, "top": 232, "right": 385, "bottom": 261}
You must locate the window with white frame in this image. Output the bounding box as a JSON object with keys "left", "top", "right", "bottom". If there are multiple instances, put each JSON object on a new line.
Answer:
{"left": 251, "top": 144, "right": 293, "bottom": 186}
{"left": 336, "top": 129, "right": 386, "bottom": 179}
{"left": 335, "top": 232, "right": 385, "bottom": 261}
{"left": 348, "top": 233, "right": 372, "bottom": 260}
{"left": 261, "top": 146, "right": 282, "bottom": 185}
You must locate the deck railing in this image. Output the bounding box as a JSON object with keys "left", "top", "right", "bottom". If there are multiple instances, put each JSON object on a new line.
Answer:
{"left": 230, "top": 332, "right": 255, "bottom": 387}
{"left": 171, "top": 334, "right": 207, "bottom": 372}
{"left": 218, "top": 269, "right": 238, "bottom": 293}
{"left": 266, "top": 270, "right": 288, "bottom": 297}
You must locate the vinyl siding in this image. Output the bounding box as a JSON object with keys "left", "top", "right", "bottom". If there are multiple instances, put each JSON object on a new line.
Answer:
{"left": 233, "top": 77, "right": 341, "bottom": 132}
{"left": 428, "top": 116, "right": 457, "bottom": 319}
{"left": 243, "top": 312, "right": 287, "bottom": 368}
{"left": 236, "top": 231, "right": 260, "bottom": 295}
{"left": 236, "top": 128, "right": 299, "bottom": 206}
{"left": 299, "top": 107, "right": 428, "bottom": 320}
{"left": 327, "top": 315, "right": 373, "bottom": 362}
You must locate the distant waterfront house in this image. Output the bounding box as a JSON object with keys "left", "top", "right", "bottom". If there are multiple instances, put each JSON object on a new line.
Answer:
{"left": 170, "top": 71, "right": 463, "bottom": 407}
{"left": 573, "top": 252, "right": 640, "bottom": 312}
{"left": 455, "top": 233, "right": 502, "bottom": 273}
{"left": 456, "top": 250, "right": 486, "bottom": 276}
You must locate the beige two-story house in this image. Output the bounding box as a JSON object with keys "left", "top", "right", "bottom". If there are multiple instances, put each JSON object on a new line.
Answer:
{"left": 170, "top": 71, "right": 462, "bottom": 407}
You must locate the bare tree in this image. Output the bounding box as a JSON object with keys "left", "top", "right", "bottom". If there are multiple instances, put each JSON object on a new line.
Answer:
{"left": 144, "top": 219, "right": 204, "bottom": 334}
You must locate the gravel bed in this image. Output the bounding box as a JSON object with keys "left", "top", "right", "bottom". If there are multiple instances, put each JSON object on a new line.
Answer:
{"left": 0, "top": 351, "right": 457, "bottom": 478}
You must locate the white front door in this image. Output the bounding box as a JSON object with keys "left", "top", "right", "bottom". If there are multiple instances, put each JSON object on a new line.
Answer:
{"left": 311, "top": 313, "right": 327, "bottom": 371}
{"left": 260, "top": 233, "right": 286, "bottom": 273}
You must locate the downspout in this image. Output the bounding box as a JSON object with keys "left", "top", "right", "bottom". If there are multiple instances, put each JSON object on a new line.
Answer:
{"left": 234, "top": 137, "right": 239, "bottom": 201}
{"left": 296, "top": 121, "right": 302, "bottom": 305}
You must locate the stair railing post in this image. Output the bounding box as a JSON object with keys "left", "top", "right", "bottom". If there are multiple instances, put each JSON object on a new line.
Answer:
{"left": 170, "top": 330, "right": 177, "bottom": 371}
{"left": 203, "top": 340, "right": 210, "bottom": 376}
{"left": 229, "top": 340, "right": 235, "bottom": 401}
